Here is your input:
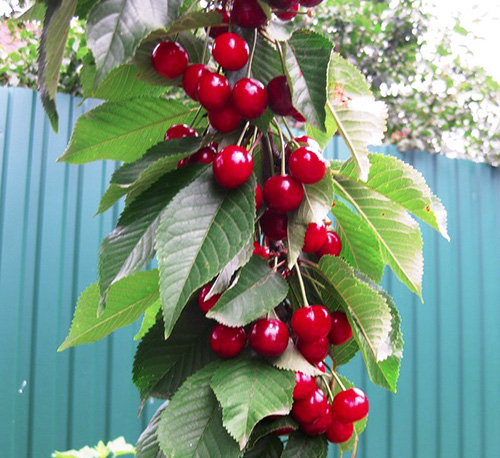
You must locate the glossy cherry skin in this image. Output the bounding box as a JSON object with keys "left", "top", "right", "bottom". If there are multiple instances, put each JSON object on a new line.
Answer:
{"left": 301, "top": 404, "right": 333, "bottom": 436}
{"left": 232, "top": 0, "right": 268, "bottom": 28}
{"left": 292, "top": 305, "right": 331, "bottom": 341}
{"left": 182, "top": 64, "right": 210, "bottom": 100}
{"left": 292, "top": 109, "right": 306, "bottom": 122}
{"left": 189, "top": 146, "right": 217, "bottom": 164}
{"left": 289, "top": 146, "right": 326, "bottom": 184}
{"left": 329, "top": 311, "right": 353, "bottom": 345}
{"left": 164, "top": 124, "right": 198, "bottom": 141}
{"left": 326, "top": 414, "right": 354, "bottom": 443}
{"left": 177, "top": 157, "right": 189, "bottom": 169}
{"left": 267, "top": 75, "right": 294, "bottom": 116}
{"left": 285, "top": 135, "right": 321, "bottom": 158}
{"left": 209, "top": 8, "right": 230, "bottom": 38}
{"left": 253, "top": 241, "right": 270, "bottom": 259}
{"left": 275, "top": 2, "right": 300, "bottom": 21}
{"left": 213, "top": 33, "right": 250, "bottom": 71}
{"left": 303, "top": 222, "right": 327, "bottom": 253}
{"left": 198, "top": 284, "right": 221, "bottom": 313}
{"left": 197, "top": 72, "right": 231, "bottom": 111}
{"left": 210, "top": 324, "right": 247, "bottom": 358}
{"left": 291, "top": 387, "right": 328, "bottom": 424}
{"left": 333, "top": 388, "right": 369, "bottom": 423}
{"left": 293, "top": 372, "right": 317, "bottom": 400}
{"left": 260, "top": 209, "right": 288, "bottom": 240}
{"left": 208, "top": 104, "right": 242, "bottom": 133}
{"left": 232, "top": 78, "right": 268, "bottom": 119}
{"left": 269, "top": 0, "right": 299, "bottom": 7}
{"left": 316, "top": 231, "right": 342, "bottom": 257}
{"left": 255, "top": 182, "right": 263, "bottom": 212}
{"left": 300, "top": 0, "right": 323, "bottom": 6}
{"left": 151, "top": 41, "right": 189, "bottom": 79}
{"left": 263, "top": 175, "right": 304, "bottom": 213}
{"left": 297, "top": 336, "right": 330, "bottom": 364}
{"left": 249, "top": 318, "right": 289, "bottom": 357}
{"left": 213, "top": 145, "right": 253, "bottom": 189}
{"left": 316, "top": 361, "right": 326, "bottom": 372}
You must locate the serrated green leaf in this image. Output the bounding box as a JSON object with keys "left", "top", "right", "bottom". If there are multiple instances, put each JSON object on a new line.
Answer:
{"left": 167, "top": 11, "right": 222, "bottom": 33}
{"left": 156, "top": 170, "right": 255, "bottom": 338}
{"left": 329, "top": 337, "right": 359, "bottom": 367}
{"left": 331, "top": 200, "right": 384, "bottom": 282}
{"left": 288, "top": 171, "right": 335, "bottom": 268}
{"left": 96, "top": 183, "right": 129, "bottom": 215}
{"left": 211, "top": 357, "right": 295, "bottom": 448}
{"left": 58, "top": 97, "right": 198, "bottom": 164}
{"left": 305, "top": 108, "right": 337, "bottom": 150}
{"left": 134, "top": 300, "right": 161, "bottom": 341}
{"left": 158, "top": 361, "right": 241, "bottom": 458}
{"left": 136, "top": 402, "right": 167, "bottom": 458}
{"left": 206, "top": 256, "right": 288, "bottom": 327}
{"left": 132, "top": 299, "right": 217, "bottom": 401}
{"left": 59, "top": 270, "right": 159, "bottom": 351}
{"left": 281, "top": 431, "right": 328, "bottom": 458}
{"left": 243, "top": 435, "right": 283, "bottom": 458}
{"left": 270, "top": 341, "right": 322, "bottom": 376}
{"left": 247, "top": 416, "right": 298, "bottom": 450}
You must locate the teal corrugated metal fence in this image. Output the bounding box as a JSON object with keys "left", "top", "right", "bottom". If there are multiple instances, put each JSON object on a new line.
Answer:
{"left": 0, "top": 87, "right": 499, "bottom": 458}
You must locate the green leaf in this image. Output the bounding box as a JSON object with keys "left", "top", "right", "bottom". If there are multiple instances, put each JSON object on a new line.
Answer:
{"left": 134, "top": 300, "right": 161, "bottom": 341}
{"left": 167, "top": 11, "right": 223, "bottom": 33}
{"left": 96, "top": 183, "right": 129, "bottom": 215}
{"left": 59, "top": 270, "right": 159, "bottom": 351}
{"left": 287, "top": 171, "right": 335, "bottom": 268}
{"left": 136, "top": 402, "right": 167, "bottom": 458}
{"left": 331, "top": 200, "right": 384, "bottom": 282}
{"left": 285, "top": 30, "right": 333, "bottom": 129}
{"left": 211, "top": 357, "right": 295, "bottom": 448}
{"left": 15, "top": 2, "right": 46, "bottom": 21}
{"left": 156, "top": 170, "right": 255, "bottom": 338}
{"left": 243, "top": 436, "right": 283, "bottom": 458}
{"left": 132, "top": 299, "right": 217, "bottom": 401}
{"left": 281, "top": 431, "right": 328, "bottom": 458}
{"left": 158, "top": 362, "right": 241, "bottom": 458}
{"left": 270, "top": 341, "right": 323, "bottom": 376}
{"left": 247, "top": 416, "right": 298, "bottom": 450}
{"left": 38, "top": 0, "right": 78, "bottom": 131}
{"left": 86, "top": 0, "right": 181, "bottom": 88}
{"left": 305, "top": 108, "right": 337, "bottom": 150}
{"left": 329, "top": 337, "right": 359, "bottom": 367}
{"left": 58, "top": 97, "right": 198, "bottom": 164}
{"left": 327, "top": 53, "right": 388, "bottom": 181}
{"left": 206, "top": 256, "right": 288, "bottom": 327}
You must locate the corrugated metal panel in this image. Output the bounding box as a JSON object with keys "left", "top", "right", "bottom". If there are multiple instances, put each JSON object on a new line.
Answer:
{"left": 0, "top": 88, "right": 499, "bottom": 458}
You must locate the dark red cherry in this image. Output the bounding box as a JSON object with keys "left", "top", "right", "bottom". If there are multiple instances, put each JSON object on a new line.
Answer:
{"left": 293, "top": 372, "right": 317, "bottom": 400}
{"left": 260, "top": 209, "right": 288, "bottom": 240}
{"left": 232, "top": 78, "right": 268, "bottom": 119}
{"left": 275, "top": 2, "right": 300, "bottom": 21}
{"left": 208, "top": 104, "right": 242, "bottom": 133}
{"left": 164, "top": 124, "right": 198, "bottom": 141}
{"left": 329, "top": 311, "right": 353, "bottom": 346}
{"left": 263, "top": 175, "right": 304, "bottom": 213}
{"left": 300, "top": 0, "right": 323, "bottom": 7}
{"left": 292, "top": 109, "right": 306, "bottom": 122}
{"left": 269, "top": 0, "right": 299, "bottom": 7}
{"left": 253, "top": 241, "right": 270, "bottom": 259}
{"left": 272, "top": 427, "right": 295, "bottom": 436}
{"left": 333, "top": 388, "right": 369, "bottom": 423}
{"left": 177, "top": 157, "right": 189, "bottom": 169}
{"left": 255, "top": 182, "right": 263, "bottom": 213}
{"left": 210, "top": 324, "right": 247, "bottom": 358}
{"left": 267, "top": 75, "right": 294, "bottom": 116}
{"left": 232, "top": 0, "right": 268, "bottom": 28}
{"left": 292, "top": 305, "right": 331, "bottom": 341}
{"left": 297, "top": 336, "right": 329, "bottom": 364}
{"left": 249, "top": 318, "right": 289, "bottom": 357}
{"left": 182, "top": 64, "right": 210, "bottom": 100}
{"left": 326, "top": 413, "right": 354, "bottom": 444}
{"left": 197, "top": 72, "right": 231, "bottom": 111}
{"left": 303, "top": 222, "right": 327, "bottom": 253}
{"left": 316, "top": 231, "right": 342, "bottom": 258}
{"left": 209, "top": 8, "right": 230, "bottom": 38}
{"left": 199, "top": 284, "right": 221, "bottom": 313}
{"left": 289, "top": 146, "right": 326, "bottom": 184}
{"left": 212, "top": 33, "right": 250, "bottom": 71}
{"left": 190, "top": 146, "right": 216, "bottom": 165}
{"left": 291, "top": 387, "right": 328, "bottom": 424}
{"left": 285, "top": 135, "right": 321, "bottom": 158}
{"left": 151, "top": 40, "right": 189, "bottom": 79}
{"left": 300, "top": 404, "right": 332, "bottom": 436}
{"left": 213, "top": 145, "right": 253, "bottom": 189}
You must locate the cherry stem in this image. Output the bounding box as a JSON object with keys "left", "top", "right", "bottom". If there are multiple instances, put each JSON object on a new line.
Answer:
{"left": 331, "top": 369, "right": 347, "bottom": 391}
{"left": 248, "top": 129, "right": 262, "bottom": 155}
{"left": 275, "top": 40, "right": 287, "bottom": 76}
{"left": 320, "top": 374, "right": 335, "bottom": 403}
{"left": 294, "top": 264, "right": 310, "bottom": 308}
{"left": 352, "top": 437, "right": 359, "bottom": 458}
{"left": 237, "top": 121, "right": 251, "bottom": 147}
{"left": 190, "top": 105, "right": 203, "bottom": 128}
{"left": 339, "top": 449, "right": 343, "bottom": 458}
{"left": 264, "top": 133, "right": 275, "bottom": 176}
{"left": 246, "top": 28, "right": 258, "bottom": 78}
{"left": 201, "top": 27, "right": 211, "bottom": 65}
{"left": 282, "top": 117, "right": 301, "bottom": 148}
{"left": 273, "top": 120, "right": 286, "bottom": 175}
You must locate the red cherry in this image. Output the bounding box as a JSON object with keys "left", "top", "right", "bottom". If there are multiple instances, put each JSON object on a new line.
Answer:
{"left": 208, "top": 104, "right": 242, "bottom": 133}
{"left": 177, "top": 157, "right": 189, "bottom": 169}
{"left": 212, "top": 33, "right": 250, "bottom": 71}
{"left": 272, "top": 427, "right": 295, "bottom": 436}
{"left": 292, "top": 305, "right": 331, "bottom": 341}
{"left": 182, "top": 64, "right": 210, "bottom": 100}
{"left": 232, "top": 78, "right": 268, "bottom": 119}
{"left": 333, "top": 388, "right": 369, "bottom": 423}
{"left": 303, "top": 222, "right": 327, "bottom": 253}
{"left": 269, "top": 0, "right": 299, "bottom": 7}
{"left": 212, "top": 145, "right": 253, "bottom": 189}
{"left": 292, "top": 109, "right": 306, "bottom": 122}
{"left": 164, "top": 124, "right": 198, "bottom": 141}
{"left": 300, "top": 404, "right": 333, "bottom": 436}
{"left": 289, "top": 146, "right": 326, "bottom": 184}
{"left": 316, "top": 231, "right": 342, "bottom": 258}
{"left": 291, "top": 387, "right": 328, "bottom": 424}
{"left": 255, "top": 182, "right": 263, "bottom": 213}
{"left": 260, "top": 209, "right": 288, "bottom": 240}
{"left": 263, "top": 175, "right": 304, "bottom": 213}
{"left": 253, "top": 241, "right": 270, "bottom": 259}
{"left": 210, "top": 324, "right": 247, "bottom": 358}
{"left": 285, "top": 135, "right": 321, "bottom": 158}
{"left": 232, "top": 0, "right": 268, "bottom": 28}
{"left": 326, "top": 413, "right": 354, "bottom": 443}
{"left": 249, "top": 318, "right": 289, "bottom": 357}
{"left": 209, "top": 8, "right": 230, "bottom": 38}
{"left": 275, "top": 2, "right": 300, "bottom": 21}
{"left": 329, "top": 311, "right": 353, "bottom": 345}
{"left": 293, "top": 372, "right": 317, "bottom": 400}
{"left": 300, "top": 0, "right": 323, "bottom": 6}
{"left": 198, "top": 284, "right": 221, "bottom": 313}
{"left": 197, "top": 72, "right": 231, "bottom": 111}
{"left": 296, "top": 336, "right": 329, "bottom": 364}
{"left": 316, "top": 361, "right": 326, "bottom": 372}
{"left": 267, "top": 75, "right": 294, "bottom": 116}
{"left": 151, "top": 40, "right": 189, "bottom": 79}
{"left": 189, "top": 146, "right": 217, "bottom": 165}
